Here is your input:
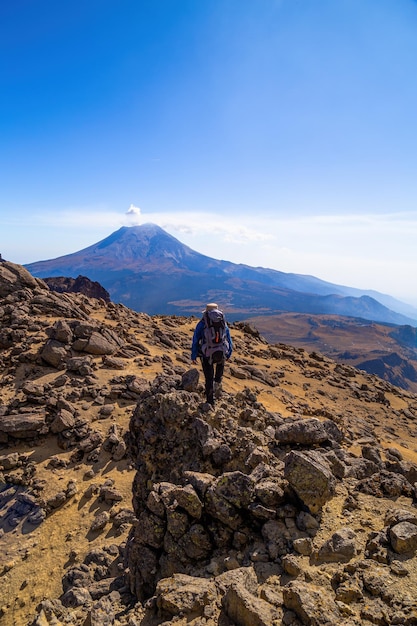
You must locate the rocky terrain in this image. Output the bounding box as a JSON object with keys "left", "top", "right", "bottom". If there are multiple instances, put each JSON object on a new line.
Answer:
{"left": 1, "top": 260, "right": 417, "bottom": 625}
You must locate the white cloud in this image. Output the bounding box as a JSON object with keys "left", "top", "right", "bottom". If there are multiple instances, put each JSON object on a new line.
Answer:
{"left": 126, "top": 204, "right": 141, "bottom": 222}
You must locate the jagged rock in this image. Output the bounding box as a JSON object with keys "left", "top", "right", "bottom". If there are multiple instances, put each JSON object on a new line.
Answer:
{"left": 254, "top": 477, "right": 286, "bottom": 508}
{"left": 345, "top": 456, "right": 379, "bottom": 479}
{"left": 283, "top": 580, "right": 341, "bottom": 625}
{"left": 0, "top": 412, "right": 46, "bottom": 439}
{"left": 389, "top": 522, "right": 417, "bottom": 554}
{"left": 361, "top": 565, "right": 392, "bottom": 598}
{"left": 21, "top": 381, "right": 45, "bottom": 397}
{"left": 135, "top": 510, "right": 166, "bottom": 549}
{"left": 183, "top": 471, "right": 215, "bottom": 498}
{"left": 276, "top": 417, "right": 342, "bottom": 445}
{"left": 46, "top": 491, "right": 67, "bottom": 510}
{"left": 205, "top": 486, "right": 242, "bottom": 530}
{"left": 49, "top": 319, "right": 73, "bottom": 343}
{"left": 40, "top": 339, "right": 68, "bottom": 368}
{"left": 357, "top": 469, "right": 413, "bottom": 498}
{"left": 317, "top": 527, "right": 358, "bottom": 563}
{"left": 262, "top": 519, "right": 291, "bottom": 559}
{"left": 158, "top": 482, "right": 203, "bottom": 519}
{"left": 362, "top": 443, "right": 384, "bottom": 466}
{"left": 386, "top": 458, "right": 417, "bottom": 485}
{"left": 0, "top": 452, "right": 20, "bottom": 470}
{"left": 112, "top": 439, "right": 127, "bottom": 461}
{"left": 215, "top": 566, "right": 258, "bottom": 595}
{"left": 3, "top": 262, "right": 417, "bottom": 626}
{"left": 284, "top": 450, "right": 336, "bottom": 514}
{"left": 90, "top": 511, "right": 110, "bottom": 532}
{"left": 50, "top": 409, "right": 75, "bottom": 433}
{"left": 66, "top": 355, "right": 94, "bottom": 375}
{"left": 112, "top": 508, "right": 135, "bottom": 529}
{"left": 61, "top": 586, "right": 92, "bottom": 608}
{"left": 222, "top": 582, "right": 280, "bottom": 626}
{"left": 100, "top": 486, "right": 123, "bottom": 504}
{"left": 293, "top": 537, "right": 313, "bottom": 556}
{"left": 79, "top": 431, "right": 103, "bottom": 453}
{"left": 102, "top": 355, "right": 126, "bottom": 369}
{"left": 126, "top": 376, "right": 150, "bottom": 394}
{"left": 181, "top": 368, "right": 199, "bottom": 391}
{"left": 155, "top": 573, "right": 216, "bottom": 617}
{"left": 208, "top": 471, "right": 255, "bottom": 509}
{"left": 182, "top": 523, "right": 212, "bottom": 559}
{"left": 385, "top": 508, "right": 417, "bottom": 527}
{"left": 230, "top": 365, "right": 249, "bottom": 379}
{"left": 88, "top": 596, "right": 116, "bottom": 625}
{"left": 72, "top": 330, "right": 121, "bottom": 355}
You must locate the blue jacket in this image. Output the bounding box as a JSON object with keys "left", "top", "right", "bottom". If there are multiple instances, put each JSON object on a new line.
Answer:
{"left": 191, "top": 318, "right": 233, "bottom": 361}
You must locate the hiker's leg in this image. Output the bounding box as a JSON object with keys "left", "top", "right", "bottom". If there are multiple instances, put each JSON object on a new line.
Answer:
{"left": 214, "top": 360, "right": 225, "bottom": 383}
{"left": 214, "top": 360, "right": 225, "bottom": 398}
{"left": 202, "top": 357, "right": 214, "bottom": 405}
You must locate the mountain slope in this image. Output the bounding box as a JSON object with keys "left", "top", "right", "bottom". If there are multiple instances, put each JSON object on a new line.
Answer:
{"left": 2, "top": 261, "right": 417, "bottom": 626}
{"left": 25, "top": 223, "right": 417, "bottom": 325}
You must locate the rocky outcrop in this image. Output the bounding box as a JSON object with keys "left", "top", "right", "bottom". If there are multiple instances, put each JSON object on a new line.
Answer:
{"left": 122, "top": 379, "right": 417, "bottom": 625}
{"left": 43, "top": 275, "right": 111, "bottom": 302}
{"left": 0, "top": 260, "right": 47, "bottom": 297}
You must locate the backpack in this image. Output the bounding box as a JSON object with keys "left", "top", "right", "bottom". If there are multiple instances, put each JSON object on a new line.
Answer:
{"left": 201, "top": 308, "right": 229, "bottom": 364}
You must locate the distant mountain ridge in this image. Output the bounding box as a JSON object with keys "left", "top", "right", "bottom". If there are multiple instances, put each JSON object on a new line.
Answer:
{"left": 25, "top": 223, "right": 417, "bottom": 325}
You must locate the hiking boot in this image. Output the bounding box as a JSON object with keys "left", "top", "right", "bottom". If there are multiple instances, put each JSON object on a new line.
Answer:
{"left": 214, "top": 381, "right": 222, "bottom": 398}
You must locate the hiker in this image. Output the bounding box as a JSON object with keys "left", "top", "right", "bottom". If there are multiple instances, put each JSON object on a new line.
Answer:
{"left": 191, "top": 303, "right": 233, "bottom": 406}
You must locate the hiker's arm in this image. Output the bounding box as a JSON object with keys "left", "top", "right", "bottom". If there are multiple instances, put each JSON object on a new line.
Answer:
{"left": 226, "top": 326, "right": 233, "bottom": 359}
{"left": 191, "top": 321, "right": 203, "bottom": 361}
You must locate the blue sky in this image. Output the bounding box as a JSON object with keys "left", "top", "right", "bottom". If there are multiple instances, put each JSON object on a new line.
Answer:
{"left": 1, "top": 0, "right": 417, "bottom": 306}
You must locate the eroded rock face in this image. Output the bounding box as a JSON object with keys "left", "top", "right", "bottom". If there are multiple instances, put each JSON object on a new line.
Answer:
{"left": 0, "top": 260, "right": 47, "bottom": 297}
{"left": 43, "top": 275, "right": 110, "bottom": 302}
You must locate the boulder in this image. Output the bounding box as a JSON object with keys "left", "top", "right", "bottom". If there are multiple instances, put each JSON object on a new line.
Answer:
{"left": 389, "top": 522, "right": 417, "bottom": 554}
{"left": 50, "top": 410, "right": 75, "bottom": 433}
{"left": 40, "top": 340, "right": 68, "bottom": 368}
{"left": 276, "top": 417, "right": 342, "bottom": 446}
{"left": 155, "top": 573, "right": 216, "bottom": 617}
{"left": 0, "top": 412, "right": 46, "bottom": 438}
{"left": 284, "top": 450, "right": 336, "bottom": 514}
{"left": 317, "top": 527, "right": 358, "bottom": 563}
{"left": 283, "top": 580, "right": 341, "bottom": 626}
{"left": 222, "top": 582, "right": 280, "bottom": 626}
{"left": 181, "top": 368, "right": 199, "bottom": 392}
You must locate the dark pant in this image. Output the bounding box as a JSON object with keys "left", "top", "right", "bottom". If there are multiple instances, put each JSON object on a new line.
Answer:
{"left": 201, "top": 356, "right": 224, "bottom": 405}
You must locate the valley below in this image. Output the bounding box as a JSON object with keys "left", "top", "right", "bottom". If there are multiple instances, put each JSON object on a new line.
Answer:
{"left": 247, "top": 312, "right": 417, "bottom": 394}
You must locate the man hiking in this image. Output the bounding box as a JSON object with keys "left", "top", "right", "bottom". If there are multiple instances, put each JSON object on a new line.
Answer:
{"left": 191, "top": 303, "right": 233, "bottom": 406}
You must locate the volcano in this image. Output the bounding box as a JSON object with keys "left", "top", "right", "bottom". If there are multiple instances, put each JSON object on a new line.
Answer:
{"left": 25, "top": 223, "right": 416, "bottom": 324}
